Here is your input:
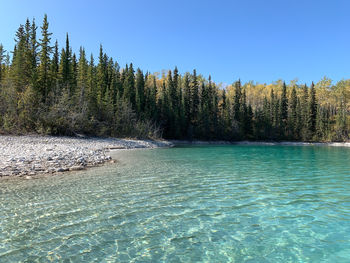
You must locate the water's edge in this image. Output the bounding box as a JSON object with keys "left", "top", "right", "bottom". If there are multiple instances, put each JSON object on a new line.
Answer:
{"left": 0, "top": 135, "right": 174, "bottom": 178}
{"left": 172, "top": 140, "right": 350, "bottom": 147}
{"left": 2, "top": 137, "right": 349, "bottom": 179}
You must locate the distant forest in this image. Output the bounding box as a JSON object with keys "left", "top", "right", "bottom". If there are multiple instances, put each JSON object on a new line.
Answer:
{"left": 0, "top": 16, "right": 349, "bottom": 141}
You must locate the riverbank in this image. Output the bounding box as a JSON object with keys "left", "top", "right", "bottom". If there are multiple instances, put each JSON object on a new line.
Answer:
{"left": 171, "top": 140, "right": 350, "bottom": 147}
{"left": 0, "top": 135, "right": 173, "bottom": 177}
{"left": 2, "top": 136, "right": 349, "bottom": 177}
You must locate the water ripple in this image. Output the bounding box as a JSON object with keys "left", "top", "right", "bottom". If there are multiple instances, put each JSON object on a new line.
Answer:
{"left": 1, "top": 145, "right": 350, "bottom": 262}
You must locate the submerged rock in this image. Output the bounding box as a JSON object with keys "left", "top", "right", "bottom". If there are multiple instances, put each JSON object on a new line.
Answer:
{"left": 69, "top": 165, "right": 85, "bottom": 171}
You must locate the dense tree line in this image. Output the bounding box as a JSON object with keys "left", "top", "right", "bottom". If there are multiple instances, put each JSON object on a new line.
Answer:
{"left": 0, "top": 16, "right": 349, "bottom": 141}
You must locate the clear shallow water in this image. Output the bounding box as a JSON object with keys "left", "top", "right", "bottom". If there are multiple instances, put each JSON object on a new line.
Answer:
{"left": 1, "top": 145, "right": 350, "bottom": 262}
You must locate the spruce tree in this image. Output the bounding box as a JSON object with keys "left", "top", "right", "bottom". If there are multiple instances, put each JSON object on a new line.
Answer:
{"left": 173, "top": 66, "right": 179, "bottom": 110}
{"left": 87, "top": 54, "right": 98, "bottom": 116}
{"left": 234, "top": 79, "right": 241, "bottom": 122}
{"left": 50, "top": 40, "right": 59, "bottom": 101}
{"left": 59, "top": 34, "right": 72, "bottom": 93}
{"left": 240, "top": 88, "right": 248, "bottom": 137}
{"left": 38, "top": 14, "right": 52, "bottom": 101}
{"left": 77, "top": 47, "right": 88, "bottom": 106}
{"left": 191, "top": 69, "right": 199, "bottom": 126}
{"left": 308, "top": 81, "right": 317, "bottom": 136}
{"left": 220, "top": 89, "right": 229, "bottom": 138}
{"left": 280, "top": 81, "right": 288, "bottom": 136}
{"left": 96, "top": 45, "right": 108, "bottom": 110}
{"left": 301, "top": 84, "right": 310, "bottom": 140}
{"left": 183, "top": 73, "right": 191, "bottom": 136}
{"left": 71, "top": 53, "right": 78, "bottom": 91}
{"left": 11, "top": 24, "right": 27, "bottom": 92}
{"left": 122, "top": 63, "right": 135, "bottom": 106}
{"left": 289, "top": 86, "right": 297, "bottom": 138}
{"left": 135, "top": 68, "right": 145, "bottom": 114}
{"left": 29, "top": 18, "right": 38, "bottom": 83}
{"left": 0, "top": 44, "right": 5, "bottom": 82}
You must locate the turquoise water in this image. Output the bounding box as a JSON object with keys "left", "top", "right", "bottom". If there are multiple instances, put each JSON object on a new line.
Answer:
{"left": 1, "top": 145, "right": 350, "bottom": 262}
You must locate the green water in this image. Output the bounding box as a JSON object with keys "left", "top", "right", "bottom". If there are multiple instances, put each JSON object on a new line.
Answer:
{"left": 1, "top": 145, "right": 350, "bottom": 262}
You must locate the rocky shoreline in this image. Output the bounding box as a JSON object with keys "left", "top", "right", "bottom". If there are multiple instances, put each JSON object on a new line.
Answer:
{"left": 0, "top": 135, "right": 173, "bottom": 177}
{"left": 2, "top": 136, "right": 349, "bottom": 177}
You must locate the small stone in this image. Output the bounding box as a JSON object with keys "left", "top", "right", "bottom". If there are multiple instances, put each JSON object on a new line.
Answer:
{"left": 69, "top": 165, "right": 84, "bottom": 171}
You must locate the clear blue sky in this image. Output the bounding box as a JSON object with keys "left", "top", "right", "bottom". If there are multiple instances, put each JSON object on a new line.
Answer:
{"left": 0, "top": 0, "right": 349, "bottom": 85}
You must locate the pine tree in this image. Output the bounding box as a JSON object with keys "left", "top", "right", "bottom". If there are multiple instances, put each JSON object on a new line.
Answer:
{"left": 144, "top": 75, "right": 157, "bottom": 120}
{"left": 158, "top": 80, "right": 169, "bottom": 128}
{"left": 122, "top": 63, "right": 135, "bottom": 106}
{"left": 269, "top": 88, "right": 279, "bottom": 138}
{"left": 308, "top": 81, "right": 317, "bottom": 136}
{"left": 164, "top": 70, "right": 175, "bottom": 137}
{"left": 107, "top": 58, "right": 118, "bottom": 111}
{"left": 301, "top": 84, "right": 310, "bottom": 140}
{"left": 246, "top": 105, "right": 253, "bottom": 138}
{"left": 135, "top": 68, "right": 145, "bottom": 114}
{"left": 23, "top": 18, "right": 38, "bottom": 86}
{"left": 172, "top": 67, "right": 181, "bottom": 137}
{"left": 295, "top": 98, "right": 302, "bottom": 140}
{"left": 191, "top": 69, "right": 199, "bottom": 126}
{"left": 87, "top": 54, "right": 98, "bottom": 116}
{"left": 173, "top": 66, "right": 179, "bottom": 111}
{"left": 183, "top": 73, "right": 191, "bottom": 127}
{"left": 0, "top": 44, "right": 5, "bottom": 82}
{"left": 274, "top": 97, "right": 280, "bottom": 138}
{"left": 280, "top": 81, "right": 288, "bottom": 136}
{"left": 260, "top": 97, "right": 271, "bottom": 138}
{"left": 59, "top": 34, "right": 72, "bottom": 94}
{"left": 302, "top": 84, "right": 309, "bottom": 122}
{"left": 24, "top": 19, "right": 33, "bottom": 83}
{"left": 49, "top": 40, "right": 59, "bottom": 101}
{"left": 29, "top": 18, "right": 38, "bottom": 84}
{"left": 37, "top": 14, "right": 52, "bottom": 101}
{"left": 234, "top": 79, "right": 241, "bottom": 122}
{"left": 11, "top": 24, "right": 28, "bottom": 92}
{"left": 96, "top": 45, "right": 108, "bottom": 111}
{"left": 207, "top": 75, "right": 217, "bottom": 139}
{"left": 150, "top": 75, "right": 158, "bottom": 120}
{"left": 316, "top": 106, "right": 330, "bottom": 140}
{"left": 199, "top": 81, "right": 209, "bottom": 138}
{"left": 220, "top": 89, "right": 229, "bottom": 138}
{"left": 289, "top": 86, "right": 297, "bottom": 138}
{"left": 71, "top": 53, "right": 78, "bottom": 90}
{"left": 77, "top": 47, "right": 88, "bottom": 108}
{"left": 240, "top": 88, "right": 248, "bottom": 137}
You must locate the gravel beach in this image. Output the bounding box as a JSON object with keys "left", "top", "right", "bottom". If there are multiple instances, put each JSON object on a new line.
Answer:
{"left": 0, "top": 135, "right": 173, "bottom": 177}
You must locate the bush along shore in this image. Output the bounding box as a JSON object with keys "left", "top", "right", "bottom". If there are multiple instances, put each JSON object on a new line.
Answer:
{"left": 0, "top": 136, "right": 173, "bottom": 177}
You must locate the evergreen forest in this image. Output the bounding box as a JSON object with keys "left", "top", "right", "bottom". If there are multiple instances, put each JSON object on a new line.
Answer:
{"left": 0, "top": 16, "right": 349, "bottom": 141}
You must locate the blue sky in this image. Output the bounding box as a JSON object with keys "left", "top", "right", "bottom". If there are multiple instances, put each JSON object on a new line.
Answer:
{"left": 0, "top": 0, "right": 349, "bottom": 85}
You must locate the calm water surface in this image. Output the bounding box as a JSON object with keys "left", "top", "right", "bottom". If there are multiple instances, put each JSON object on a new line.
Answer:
{"left": 1, "top": 145, "right": 350, "bottom": 262}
